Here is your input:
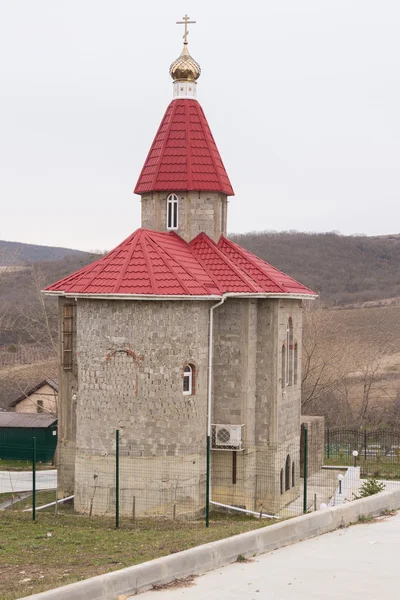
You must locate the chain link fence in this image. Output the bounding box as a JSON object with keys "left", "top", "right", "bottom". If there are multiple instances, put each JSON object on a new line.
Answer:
{"left": 1, "top": 429, "right": 400, "bottom": 526}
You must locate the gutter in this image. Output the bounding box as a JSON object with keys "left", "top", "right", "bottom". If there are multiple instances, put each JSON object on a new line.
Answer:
{"left": 42, "top": 291, "right": 317, "bottom": 301}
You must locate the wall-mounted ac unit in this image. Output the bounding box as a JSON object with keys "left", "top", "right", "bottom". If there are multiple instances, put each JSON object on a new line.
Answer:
{"left": 212, "top": 424, "right": 243, "bottom": 450}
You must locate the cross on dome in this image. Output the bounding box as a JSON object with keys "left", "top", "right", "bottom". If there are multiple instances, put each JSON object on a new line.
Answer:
{"left": 170, "top": 15, "right": 201, "bottom": 98}
{"left": 176, "top": 14, "right": 196, "bottom": 45}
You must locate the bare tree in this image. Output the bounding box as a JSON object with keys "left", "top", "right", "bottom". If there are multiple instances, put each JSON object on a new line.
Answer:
{"left": 16, "top": 265, "right": 58, "bottom": 354}
{"left": 301, "top": 302, "right": 400, "bottom": 427}
{"left": 301, "top": 302, "right": 355, "bottom": 412}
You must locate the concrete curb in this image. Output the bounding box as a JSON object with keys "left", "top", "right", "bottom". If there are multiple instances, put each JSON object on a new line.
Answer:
{"left": 21, "top": 488, "right": 400, "bottom": 600}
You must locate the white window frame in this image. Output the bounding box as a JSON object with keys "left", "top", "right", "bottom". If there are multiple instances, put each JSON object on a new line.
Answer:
{"left": 167, "top": 193, "right": 179, "bottom": 230}
{"left": 183, "top": 365, "right": 192, "bottom": 395}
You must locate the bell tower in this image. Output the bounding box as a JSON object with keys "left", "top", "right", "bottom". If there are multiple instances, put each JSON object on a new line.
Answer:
{"left": 134, "top": 15, "right": 234, "bottom": 243}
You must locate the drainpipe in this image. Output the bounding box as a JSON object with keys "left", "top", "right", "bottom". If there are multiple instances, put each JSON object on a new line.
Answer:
{"left": 206, "top": 295, "right": 226, "bottom": 527}
{"left": 207, "top": 296, "right": 227, "bottom": 436}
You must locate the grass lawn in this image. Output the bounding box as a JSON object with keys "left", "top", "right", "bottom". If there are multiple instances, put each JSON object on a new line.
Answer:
{"left": 0, "top": 508, "right": 271, "bottom": 600}
{"left": 0, "top": 458, "right": 54, "bottom": 471}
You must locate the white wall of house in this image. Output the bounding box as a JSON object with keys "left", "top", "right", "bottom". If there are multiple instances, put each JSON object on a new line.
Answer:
{"left": 15, "top": 383, "right": 57, "bottom": 415}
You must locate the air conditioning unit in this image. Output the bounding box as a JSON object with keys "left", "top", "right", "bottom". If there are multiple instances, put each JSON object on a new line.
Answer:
{"left": 212, "top": 424, "right": 243, "bottom": 450}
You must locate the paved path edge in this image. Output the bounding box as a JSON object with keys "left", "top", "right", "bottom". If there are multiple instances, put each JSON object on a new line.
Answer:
{"left": 20, "top": 488, "right": 400, "bottom": 600}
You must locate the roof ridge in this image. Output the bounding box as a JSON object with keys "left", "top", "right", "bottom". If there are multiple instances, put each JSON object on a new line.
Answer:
{"left": 133, "top": 100, "right": 173, "bottom": 194}
{"left": 219, "top": 237, "right": 286, "bottom": 293}
{"left": 140, "top": 232, "right": 159, "bottom": 294}
{"left": 226, "top": 237, "right": 314, "bottom": 294}
{"left": 149, "top": 102, "right": 178, "bottom": 192}
{"left": 145, "top": 233, "right": 194, "bottom": 295}
{"left": 48, "top": 230, "right": 140, "bottom": 292}
{"left": 191, "top": 233, "right": 261, "bottom": 293}
{"left": 186, "top": 234, "right": 223, "bottom": 293}
{"left": 196, "top": 103, "right": 224, "bottom": 193}
{"left": 185, "top": 102, "right": 193, "bottom": 189}
{"left": 79, "top": 245, "right": 123, "bottom": 294}
{"left": 112, "top": 231, "right": 141, "bottom": 293}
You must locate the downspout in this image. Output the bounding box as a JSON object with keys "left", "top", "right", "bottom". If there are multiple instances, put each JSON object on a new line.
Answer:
{"left": 206, "top": 295, "right": 227, "bottom": 527}
{"left": 206, "top": 294, "right": 280, "bottom": 522}
{"left": 207, "top": 296, "right": 227, "bottom": 437}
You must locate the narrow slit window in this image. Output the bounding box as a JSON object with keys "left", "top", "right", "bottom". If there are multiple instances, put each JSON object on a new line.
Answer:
{"left": 285, "top": 454, "right": 291, "bottom": 491}
{"left": 294, "top": 343, "right": 298, "bottom": 385}
{"left": 183, "top": 365, "right": 193, "bottom": 395}
{"left": 167, "top": 193, "right": 178, "bottom": 230}
{"left": 62, "top": 304, "right": 73, "bottom": 371}
{"left": 288, "top": 318, "right": 294, "bottom": 386}
{"left": 37, "top": 399, "right": 44, "bottom": 414}
{"left": 281, "top": 344, "right": 286, "bottom": 389}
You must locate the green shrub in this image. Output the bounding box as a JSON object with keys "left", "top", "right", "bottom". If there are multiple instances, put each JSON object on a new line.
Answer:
{"left": 358, "top": 478, "right": 385, "bottom": 497}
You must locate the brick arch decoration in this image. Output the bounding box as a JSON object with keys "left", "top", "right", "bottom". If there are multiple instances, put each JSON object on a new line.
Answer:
{"left": 105, "top": 348, "right": 144, "bottom": 397}
{"left": 105, "top": 348, "right": 144, "bottom": 364}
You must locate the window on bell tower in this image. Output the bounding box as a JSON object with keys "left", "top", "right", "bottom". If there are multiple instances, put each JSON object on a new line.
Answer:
{"left": 166, "top": 193, "right": 178, "bottom": 230}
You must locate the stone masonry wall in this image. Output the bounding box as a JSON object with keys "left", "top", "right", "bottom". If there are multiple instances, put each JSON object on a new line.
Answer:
{"left": 57, "top": 297, "right": 78, "bottom": 497}
{"left": 73, "top": 299, "right": 210, "bottom": 516}
{"left": 141, "top": 191, "right": 228, "bottom": 243}
{"left": 211, "top": 298, "right": 302, "bottom": 514}
{"left": 300, "top": 415, "right": 325, "bottom": 477}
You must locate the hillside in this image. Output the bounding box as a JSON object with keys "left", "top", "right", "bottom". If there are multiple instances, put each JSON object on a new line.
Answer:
{"left": 230, "top": 231, "right": 400, "bottom": 305}
{"left": 1, "top": 231, "right": 399, "bottom": 311}
{"left": 0, "top": 239, "right": 91, "bottom": 265}
{"left": 1, "top": 234, "right": 399, "bottom": 426}
{"left": 0, "top": 252, "right": 100, "bottom": 345}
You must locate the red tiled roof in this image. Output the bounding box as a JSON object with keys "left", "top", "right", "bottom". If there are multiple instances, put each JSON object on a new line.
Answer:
{"left": 217, "top": 236, "right": 316, "bottom": 295}
{"left": 134, "top": 99, "right": 234, "bottom": 196}
{"left": 45, "top": 229, "right": 316, "bottom": 298}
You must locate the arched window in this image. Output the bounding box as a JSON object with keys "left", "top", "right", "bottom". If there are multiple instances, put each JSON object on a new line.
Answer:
{"left": 282, "top": 318, "right": 295, "bottom": 388}
{"left": 280, "top": 469, "right": 284, "bottom": 494}
{"left": 167, "top": 193, "right": 178, "bottom": 230}
{"left": 294, "top": 343, "right": 298, "bottom": 385}
{"left": 183, "top": 364, "right": 194, "bottom": 395}
{"left": 285, "top": 455, "right": 291, "bottom": 491}
{"left": 292, "top": 461, "right": 295, "bottom": 487}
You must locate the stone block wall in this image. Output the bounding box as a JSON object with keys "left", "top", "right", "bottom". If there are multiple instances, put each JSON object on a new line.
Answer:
{"left": 211, "top": 297, "right": 302, "bottom": 515}
{"left": 72, "top": 299, "right": 210, "bottom": 516}
{"left": 141, "top": 191, "right": 227, "bottom": 242}
{"left": 57, "top": 293, "right": 305, "bottom": 517}
{"left": 57, "top": 297, "right": 78, "bottom": 497}
{"left": 300, "top": 415, "right": 325, "bottom": 476}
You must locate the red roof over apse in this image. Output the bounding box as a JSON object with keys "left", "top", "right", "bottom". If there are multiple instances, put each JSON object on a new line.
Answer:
{"left": 217, "top": 237, "right": 316, "bottom": 296}
{"left": 134, "top": 99, "right": 234, "bottom": 196}
{"left": 45, "top": 229, "right": 221, "bottom": 297}
{"left": 45, "top": 230, "right": 316, "bottom": 298}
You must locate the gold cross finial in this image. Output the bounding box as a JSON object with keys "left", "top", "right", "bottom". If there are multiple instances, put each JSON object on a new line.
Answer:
{"left": 176, "top": 14, "right": 196, "bottom": 44}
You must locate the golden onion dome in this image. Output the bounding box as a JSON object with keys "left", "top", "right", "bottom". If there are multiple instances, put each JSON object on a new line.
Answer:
{"left": 169, "top": 44, "right": 201, "bottom": 82}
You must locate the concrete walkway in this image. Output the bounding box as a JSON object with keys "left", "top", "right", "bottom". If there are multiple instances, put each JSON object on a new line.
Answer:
{"left": 0, "top": 469, "right": 57, "bottom": 493}
{"left": 135, "top": 511, "right": 400, "bottom": 600}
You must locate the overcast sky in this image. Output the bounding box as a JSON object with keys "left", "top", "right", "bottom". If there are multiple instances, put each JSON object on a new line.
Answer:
{"left": 1, "top": 1, "right": 399, "bottom": 252}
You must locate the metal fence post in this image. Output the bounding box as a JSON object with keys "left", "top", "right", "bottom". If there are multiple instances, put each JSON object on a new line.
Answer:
{"left": 303, "top": 427, "right": 308, "bottom": 514}
{"left": 206, "top": 435, "right": 210, "bottom": 528}
{"left": 364, "top": 430, "right": 367, "bottom": 461}
{"left": 327, "top": 428, "right": 330, "bottom": 459}
{"left": 115, "top": 429, "right": 119, "bottom": 529}
{"left": 32, "top": 437, "right": 36, "bottom": 521}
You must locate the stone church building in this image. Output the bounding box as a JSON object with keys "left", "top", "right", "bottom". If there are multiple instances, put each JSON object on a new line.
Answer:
{"left": 45, "top": 28, "right": 316, "bottom": 517}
